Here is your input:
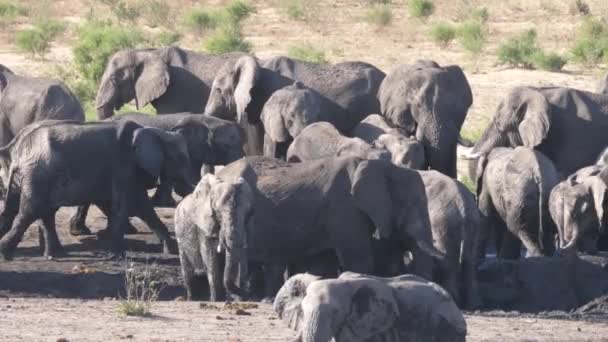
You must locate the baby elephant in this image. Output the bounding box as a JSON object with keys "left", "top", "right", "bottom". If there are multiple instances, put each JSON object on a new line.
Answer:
{"left": 274, "top": 272, "right": 466, "bottom": 342}
{"left": 549, "top": 165, "right": 608, "bottom": 254}
{"left": 352, "top": 114, "right": 426, "bottom": 169}
{"left": 286, "top": 122, "right": 390, "bottom": 163}
{"left": 175, "top": 173, "right": 254, "bottom": 301}
{"left": 476, "top": 147, "right": 560, "bottom": 259}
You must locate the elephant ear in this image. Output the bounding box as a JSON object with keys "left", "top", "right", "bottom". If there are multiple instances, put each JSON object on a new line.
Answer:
{"left": 338, "top": 281, "right": 399, "bottom": 341}
{"left": 515, "top": 88, "right": 551, "bottom": 148}
{"left": 351, "top": 159, "right": 393, "bottom": 239}
{"left": 192, "top": 174, "right": 220, "bottom": 237}
{"left": 134, "top": 57, "right": 170, "bottom": 109}
{"left": 260, "top": 98, "right": 290, "bottom": 143}
{"left": 273, "top": 274, "right": 322, "bottom": 331}
{"left": 132, "top": 127, "right": 165, "bottom": 178}
{"left": 233, "top": 56, "right": 260, "bottom": 126}
{"left": 474, "top": 155, "right": 489, "bottom": 200}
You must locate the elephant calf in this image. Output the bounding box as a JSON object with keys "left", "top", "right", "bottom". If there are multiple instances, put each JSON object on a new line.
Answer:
{"left": 549, "top": 165, "right": 608, "bottom": 254}
{"left": 274, "top": 272, "right": 466, "bottom": 342}
{"left": 286, "top": 122, "right": 390, "bottom": 163}
{"left": 476, "top": 147, "right": 559, "bottom": 259}
{"left": 175, "top": 174, "right": 254, "bottom": 301}
{"left": 352, "top": 114, "right": 426, "bottom": 169}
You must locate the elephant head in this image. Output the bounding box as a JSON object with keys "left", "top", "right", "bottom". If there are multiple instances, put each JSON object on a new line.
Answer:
{"left": 0, "top": 64, "right": 13, "bottom": 97}
{"left": 469, "top": 86, "right": 551, "bottom": 159}
{"left": 378, "top": 61, "right": 472, "bottom": 177}
{"left": 350, "top": 159, "right": 444, "bottom": 267}
{"left": 260, "top": 82, "right": 321, "bottom": 158}
{"left": 131, "top": 125, "right": 195, "bottom": 195}
{"left": 549, "top": 169, "right": 608, "bottom": 254}
{"left": 274, "top": 273, "right": 399, "bottom": 342}
{"left": 375, "top": 133, "right": 426, "bottom": 169}
{"left": 191, "top": 173, "right": 254, "bottom": 297}
{"left": 337, "top": 137, "right": 391, "bottom": 162}
{"left": 96, "top": 49, "right": 169, "bottom": 119}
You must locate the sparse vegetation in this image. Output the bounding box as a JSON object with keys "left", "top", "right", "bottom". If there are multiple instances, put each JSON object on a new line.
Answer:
{"left": 469, "top": 7, "right": 489, "bottom": 23}
{"left": 0, "top": 1, "right": 27, "bottom": 26}
{"left": 142, "top": 0, "right": 172, "bottom": 28}
{"left": 117, "top": 262, "right": 161, "bottom": 317}
{"left": 530, "top": 51, "right": 568, "bottom": 71}
{"left": 182, "top": 8, "right": 218, "bottom": 34}
{"left": 153, "top": 30, "right": 181, "bottom": 47}
{"left": 282, "top": 0, "right": 306, "bottom": 20}
{"left": 497, "top": 29, "right": 539, "bottom": 68}
{"left": 457, "top": 19, "right": 485, "bottom": 55}
{"left": 364, "top": 5, "right": 392, "bottom": 27}
{"left": 16, "top": 18, "right": 65, "bottom": 58}
{"left": 570, "top": 16, "right": 608, "bottom": 66}
{"left": 108, "top": 0, "right": 141, "bottom": 24}
{"left": 430, "top": 22, "right": 456, "bottom": 47}
{"left": 569, "top": 0, "right": 591, "bottom": 16}
{"left": 408, "top": 0, "right": 434, "bottom": 19}
{"left": 204, "top": 25, "right": 252, "bottom": 54}
{"left": 288, "top": 43, "right": 328, "bottom": 63}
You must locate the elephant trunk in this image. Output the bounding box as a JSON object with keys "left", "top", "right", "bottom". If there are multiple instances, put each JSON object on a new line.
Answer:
{"left": 302, "top": 309, "right": 332, "bottom": 342}
{"left": 560, "top": 216, "right": 579, "bottom": 252}
{"left": 471, "top": 122, "right": 508, "bottom": 156}
{"left": 95, "top": 77, "right": 118, "bottom": 120}
{"left": 223, "top": 246, "right": 248, "bottom": 298}
{"left": 418, "top": 119, "right": 457, "bottom": 178}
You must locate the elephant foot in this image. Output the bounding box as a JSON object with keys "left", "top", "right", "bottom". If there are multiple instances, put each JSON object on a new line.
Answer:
{"left": 44, "top": 244, "right": 67, "bottom": 260}
{"left": 0, "top": 242, "right": 15, "bottom": 261}
{"left": 69, "top": 222, "right": 93, "bottom": 236}
{"left": 151, "top": 194, "right": 176, "bottom": 208}
{"left": 163, "top": 238, "right": 179, "bottom": 255}
{"left": 124, "top": 221, "right": 139, "bottom": 235}
{"left": 261, "top": 297, "right": 274, "bottom": 304}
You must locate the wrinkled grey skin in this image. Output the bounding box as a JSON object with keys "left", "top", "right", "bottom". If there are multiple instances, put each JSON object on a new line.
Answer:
{"left": 549, "top": 165, "right": 608, "bottom": 255}
{"left": 352, "top": 114, "right": 426, "bottom": 169}
{"left": 419, "top": 170, "right": 481, "bottom": 309}
{"left": 286, "top": 122, "right": 390, "bottom": 163}
{"left": 204, "top": 55, "right": 385, "bottom": 155}
{"left": 68, "top": 112, "right": 244, "bottom": 236}
{"left": 95, "top": 47, "right": 243, "bottom": 119}
{"left": 0, "top": 120, "right": 193, "bottom": 260}
{"left": 217, "top": 156, "right": 442, "bottom": 298}
{"left": 175, "top": 174, "right": 254, "bottom": 301}
{"left": 476, "top": 147, "right": 560, "bottom": 259}
{"left": 598, "top": 72, "right": 608, "bottom": 95}
{"left": 470, "top": 86, "right": 608, "bottom": 178}
{"left": 0, "top": 64, "right": 84, "bottom": 147}
{"left": 378, "top": 60, "right": 472, "bottom": 177}
{"left": 260, "top": 82, "right": 348, "bottom": 159}
{"left": 274, "top": 272, "right": 466, "bottom": 342}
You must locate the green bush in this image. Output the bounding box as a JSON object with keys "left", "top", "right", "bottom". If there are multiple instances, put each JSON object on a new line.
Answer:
{"left": 408, "top": 0, "right": 434, "bottom": 19}
{"left": 182, "top": 8, "right": 219, "bottom": 34}
{"left": 112, "top": 0, "right": 140, "bottom": 24}
{"left": 153, "top": 30, "right": 181, "bottom": 46}
{"left": 457, "top": 19, "right": 485, "bottom": 55}
{"left": 469, "top": 7, "right": 489, "bottom": 23}
{"left": 288, "top": 43, "right": 327, "bottom": 64}
{"left": 0, "top": 1, "right": 27, "bottom": 26}
{"left": 430, "top": 22, "right": 456, "bottom": 47}
{"left": 570, "top": 17, "right": 608, "bottom": 66}
{"left": 16, "top": 18, "right": 65, "bottom": 58}
{"left": 204, "top": 25, "right": 252, "bottom": 54}
{"left": 73, "top": 19, "right": 145, "bottom": 86}
{"left": 530, "top": 51, "right": 567, "bottom": 71}
{"left": 497, "top": 29, "right": 539, "bottom": 68}
{"left": 364, "top": 5, "right": 392, "bottom": 27}
{"left": 282, "top": 0, "right": 306, "bottom": 20}
{"left": 224, "top": 0, "right": 254, "bottom": 24}
{"left": 142, "top": 0, "right": 171, "bottom": 28}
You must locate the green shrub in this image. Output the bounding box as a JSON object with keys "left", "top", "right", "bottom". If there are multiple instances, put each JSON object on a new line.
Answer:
{"left": 497, "top": 29, "right": 539, "bottom": 68}
{"left": 288, "top": 43, "right": 327, "bottom": 64}
{"left": 408, "top": 0, "right": 434, "bottom": 19}
{"left": 570, "top": 17, "right": 608, "bottom": 66}
{"left": 204, "top": 25, "right": 252, "bottom": 54}
{"left": 364, "top": 5, "right": 392, "bottom": 27}
{"left": 430, "top": 22, "right": 456, "bottom": 47}
{"left": 469, "top": 7, "right": 489, "bottom": 23}
{"left": 112, "top": 0, "right": 140, "bottom": 24}
{"left": 224, "top": 0, "right": 254, "bottom": 24}
{"left": 569, "top": 0, "right": 590, "bottom": 16}
{"left": 117, "top": 262, "right": 161, "bottom": 317}
{"left": 182, "top": 8, "right": 219, "bottom": 34}
{"left": 73, "top": 19, "right": 145, "bottom": 85}
{"left": 142, "top": 0, "right": 171, "bottom": 28}
{"left": 0, "top": 1, "right": 27, "bottom": 26}
{"left": 153, "top": 30, "right": 181, "bottom": 46}
{"left": 16, "top": 18, "right": 65, "bottom": 58}
{"left": 282, "top": 0, "right": 306, "bottom": 20}
{"left": 457, "top": 19, "right": 485, "bottom": 55}
{"left": 530, "top": 51, "right": 567, "bottom": 71}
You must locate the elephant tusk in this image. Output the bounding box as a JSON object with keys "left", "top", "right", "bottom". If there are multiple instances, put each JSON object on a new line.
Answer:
{"left": 560, "top": 239, "right": 576, "bottom": 251}
{"left": 217, "top": 243, "right": 223, "bottom": 254}
{"left": 460, "top": 150, "right": 482, "bottom": 160}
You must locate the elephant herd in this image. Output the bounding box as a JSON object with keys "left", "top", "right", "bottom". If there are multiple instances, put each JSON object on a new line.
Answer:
{"left": 2, "top": 45, "right": 608, "bottom": 340}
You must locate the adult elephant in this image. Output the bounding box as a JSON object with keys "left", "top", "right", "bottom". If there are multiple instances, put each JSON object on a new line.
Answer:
{"left": 95, "top": 47, "right": 243, "bottom": 119}
{"left": 0, "top": 64, "right": 84, "bottom": 146}
{"left": 377, "top": 60, "right": 472, "bottom": 177}
{"left": 217, "top": 156, "right": 441, "bottom": 299}
{"left": 274, "top": 272, "right": 466, "bottom": 342}
{"left": 466, "top": 86, "right": 608, "bottom": 178}
{"left": 204, "top": 55, "right": 385, "bottom": 155}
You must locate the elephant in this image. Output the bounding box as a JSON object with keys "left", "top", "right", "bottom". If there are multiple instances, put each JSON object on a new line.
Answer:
{"left": 0, "top": 120, "right": 193, "bottom": 260}
{"left": 476, "top": 147, "right": 560, "bottom": 259}
{"left": 274, "top": 272, "right": 466, "bottom": 342}
{"left": 419, "top": 170, "right": 481, "bottom": 309}
{"left": 351, "top": 114, "right": 426, "bottom": 169}
{"left": 68, "top": 112, "right": 245, "bottom": 236}
{"left": 204, "top": 55, "right": 385, "bottom": 155}
{"left": 377, "top": 60, "right": 472, "bottom": 177}
{"left": 260, "top": 82, "right": 348, "bottom": 159}
{"left": 549, "top": 165, "right": 608, "bottom": 254}
{"left": 95, "top": 47, "right": 243, "bottom": 119}
{"left": 285, "top": 122, "right": 390, "bottom": 163}
{"left": 216, "top": 156, "right": 442, "bottom": 299}
{"left": 175, "top": 173, "right": 254, "bottom": 301}
{"left": 598, "top": 72, "right": 608, "bottom": 95}
{"left": 466, "top": 86, "right": 608, "bottom": 178}
{"left": 0, "top": 64, "right": 84, "bottom": 147}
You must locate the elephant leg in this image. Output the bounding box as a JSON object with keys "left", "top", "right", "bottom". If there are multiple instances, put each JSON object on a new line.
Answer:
{"left": 151, "top": 173, "right": 176, "bottom": 207}
{"left": 133, "top": 191, "right": 177, "bottom": 255}
{"left": 517, "top": 229, "right": 543, "bottom": 257}
{"left": 410, "top": 244, "right": 434, "bottom": 281}
{"left": 263, "top": 134, "right": 277, "bottom": 158}
{"left": 497, "top": 229, "right": 521, "bottom": 260}
{"left": 95, "top": 204, "right": 139, "bottom": 239}
{"left": 69, "top": 205, "right": 93, "bottom": 236}
{"left": 38, "top": 212, "right": 65, "bottom": 259}
{"left": 0, "top": 186, "right": 20, "bottom": 239}
{"left": 330, "top": 211, "right": 375, "bottom": 275}
{"left": 439, "top": 260, "right": 461, "bottom": 306}
{"left": 0, "top": 208, "right": 38, "bottom": 261}
{"left": 262, "top": 263, "right": 286, "bottom": 302}
{"left": 180, "top": 250, "right": 207, "bottom": 301}
{"left": 201, "top": 238, "right": 224, "bottom": 302}
{"left": 461, "top": 252, "right": 481, "bottom": 310}
{"left": 507, "top": 210, "right": 542, "bottom": 257}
